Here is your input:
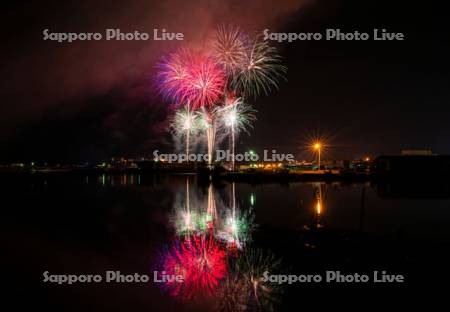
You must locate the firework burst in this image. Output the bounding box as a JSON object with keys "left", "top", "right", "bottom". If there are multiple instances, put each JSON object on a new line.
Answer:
{"left": 231, "top": 35, "right": 287, "bottom": 98}
{"left": 157, "top": 24, "right": 287, "bottom": 167}
{"left": 161, "top": 234, "right": 227, "bottom": 299}
{"left": 156, "top": 49, "right": 225, "bottom": 109}
{"left": 214, "top": 24, "right": 247, "bottom": 79}
{"left": 170, "top": 106, "right": 197, "bottom": 135}
{"left": 169, "top": 106, "right": 198, "bottom": 156}
{"left": 216, "top": 97, "right": 256, "bottom": 170}
{"left": 219, "top": 249, "right": 283, "bottom": 311}
{"left": 156, "top": 48, "right": 193, "bottom": 104}
{"left": 217, "top": 97, "right": 256, "bottom": 135}
{"left": 187, "top": 55, "right": 226, "bottom": 108}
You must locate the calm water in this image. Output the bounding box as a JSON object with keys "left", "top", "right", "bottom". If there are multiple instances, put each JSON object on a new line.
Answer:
{"left": 4, "top": 174, "right": 450, "bottom": 310}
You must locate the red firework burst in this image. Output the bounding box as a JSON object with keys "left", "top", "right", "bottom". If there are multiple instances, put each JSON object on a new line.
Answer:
{"left": 186, "top": 55, "right": 225, "bottom": 108}
{"left": 162, "top": 234, "right": 227, "bottom": 299}
{"left": 156, "top": 50, "right": 225, "bottom": 109}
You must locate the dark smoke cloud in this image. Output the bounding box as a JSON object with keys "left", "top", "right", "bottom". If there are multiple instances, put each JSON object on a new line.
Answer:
{"left": 0, "top": 0, "right": 313, "bottom": 160}
{"left": 1, "top": 0, "right": 312, "bottom": 125}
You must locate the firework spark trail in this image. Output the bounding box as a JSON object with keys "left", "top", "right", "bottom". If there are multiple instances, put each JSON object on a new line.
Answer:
{"left": 196, "top": 109, "right": 218, "bottom": 166}
{"left": 169, "top": 177, "right": 254, "bottom": 250}
{"left": 206, "top": 124, "right": 216, "bottom": 166}
{"left": 170, "top": 180, "right": 198, "bottom": 236}
{"left": 185, "top": 177, "right": 191, "bottom": 235}
{"left": 169, "top": 105, "right": 198, "bottom": 157}
{"left": 170, "top": 180, "right": 223, "bottom": 237}
{"left": 207, "top": 183, "right": 217, "bottom": 222}
{"left": 209, "top": 182, "right": 255, "bottom": 251}
{"left": 217, "top": 97, "right": 256, "bottom": 170}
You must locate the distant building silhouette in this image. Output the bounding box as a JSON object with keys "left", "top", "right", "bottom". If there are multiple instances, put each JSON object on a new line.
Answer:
{"left": 401, "top": 149, "right": 433, "bottom": 156}
{"left": 376, "top": 153, "right": 450, "bottom": 175}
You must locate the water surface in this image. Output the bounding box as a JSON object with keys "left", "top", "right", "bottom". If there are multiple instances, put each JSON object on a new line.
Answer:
{"left": 4, "top": 174, "right": 450, "bottom": 310}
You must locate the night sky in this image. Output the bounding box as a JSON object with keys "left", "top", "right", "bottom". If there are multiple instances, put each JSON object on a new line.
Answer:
{"left": 1, "top": 0, "right": 449, "bottom": 162}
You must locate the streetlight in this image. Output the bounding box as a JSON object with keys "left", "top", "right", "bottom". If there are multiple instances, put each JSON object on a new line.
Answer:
{"left": 314, "top": 142, "right": 321, "bottom": 170}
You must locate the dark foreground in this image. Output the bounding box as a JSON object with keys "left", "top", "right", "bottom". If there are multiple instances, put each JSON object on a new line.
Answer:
{"left": 4, "top": 173, "right": 450, "bottom": 310}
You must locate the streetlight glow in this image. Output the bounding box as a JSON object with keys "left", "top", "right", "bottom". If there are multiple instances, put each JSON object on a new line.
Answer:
{"left": 312, "top": 142, "right": 322, "bottom": 170}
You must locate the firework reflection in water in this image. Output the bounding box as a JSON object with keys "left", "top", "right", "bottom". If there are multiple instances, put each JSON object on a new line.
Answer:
{"left": 220, "top": 249, "right": 283, "bottom": 312}
{"left": 170, "top": 180, "right": 254, "bottom": 249}
{"left": 215, "top": 183, "right": 255, "bottom": 250}
{"left": 163, "top": 181, "right": 228, "bottom": 300}
{"left": 161, "top": 232, "right": 227, "bottom": 299}
{"left": 164, "top": 180, "right": 268, "bottom": 309}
